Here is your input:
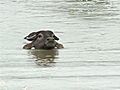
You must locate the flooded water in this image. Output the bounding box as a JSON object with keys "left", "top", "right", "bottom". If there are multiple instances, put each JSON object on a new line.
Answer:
{"left": 0, "top": 0, "right": 120, "bottom": 90}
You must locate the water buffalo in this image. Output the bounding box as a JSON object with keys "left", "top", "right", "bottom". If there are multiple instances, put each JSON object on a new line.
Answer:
{"left": 23, "top": 30, "right": 64, "bottom": 49}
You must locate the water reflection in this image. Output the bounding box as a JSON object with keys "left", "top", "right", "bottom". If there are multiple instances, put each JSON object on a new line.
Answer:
{"left": 28, "top": 49, "right": 59, "bottom": 67}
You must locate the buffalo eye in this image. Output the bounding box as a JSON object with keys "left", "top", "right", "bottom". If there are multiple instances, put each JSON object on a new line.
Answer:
{"left": 38, "top": 35, "right": 42, "bottom": 38}
{"left": 38, "top": 33, "right": 43, "bottom": 38}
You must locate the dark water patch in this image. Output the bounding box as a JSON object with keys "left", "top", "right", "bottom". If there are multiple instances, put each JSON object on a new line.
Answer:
{"left": 1, "top": 75, "right": 120, "bottom": 80}
{"left": 55, "top": 61, "right": 120, "bottom": 67}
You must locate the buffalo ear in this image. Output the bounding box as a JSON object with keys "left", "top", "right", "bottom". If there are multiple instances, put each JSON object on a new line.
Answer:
{"left": 24, "top": 32, "right": 37, "bottom": 41}
{"left": 53, "top": 35, "right": 59, "bottom": 40}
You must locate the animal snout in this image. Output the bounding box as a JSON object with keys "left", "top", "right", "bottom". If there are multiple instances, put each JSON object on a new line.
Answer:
{"left": 46, "top": 37, "right": 55, "bottom": 42}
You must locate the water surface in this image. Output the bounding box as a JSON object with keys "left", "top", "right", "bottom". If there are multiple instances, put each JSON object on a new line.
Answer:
{"left": 1, "top": 0, "right": 120, "bottom": 90}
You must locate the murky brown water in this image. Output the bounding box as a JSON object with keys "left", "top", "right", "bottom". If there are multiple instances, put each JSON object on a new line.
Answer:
{"left": 1, "top": 0, "right": 120, "bottom": 90}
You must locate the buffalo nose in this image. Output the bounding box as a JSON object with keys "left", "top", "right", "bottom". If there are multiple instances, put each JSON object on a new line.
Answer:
{"left": 47, "top": 37, "right": 54, "bottom": 42}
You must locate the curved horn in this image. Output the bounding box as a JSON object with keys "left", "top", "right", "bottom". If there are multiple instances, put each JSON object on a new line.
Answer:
{"left": 53, "top": 35, "right": 59, "bottom": 40}
{"left": 24, "top": 32, "right": 37, "bottom": 41}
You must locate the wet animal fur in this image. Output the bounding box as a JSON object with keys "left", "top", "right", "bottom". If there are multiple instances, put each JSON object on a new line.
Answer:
{"left": 23, "top": 30, "right": 64, "bottom": 49}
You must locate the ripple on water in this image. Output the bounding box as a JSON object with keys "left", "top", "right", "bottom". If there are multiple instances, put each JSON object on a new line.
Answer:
{"left": 1, "top": 0, "right": 120, "bottom": 90}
